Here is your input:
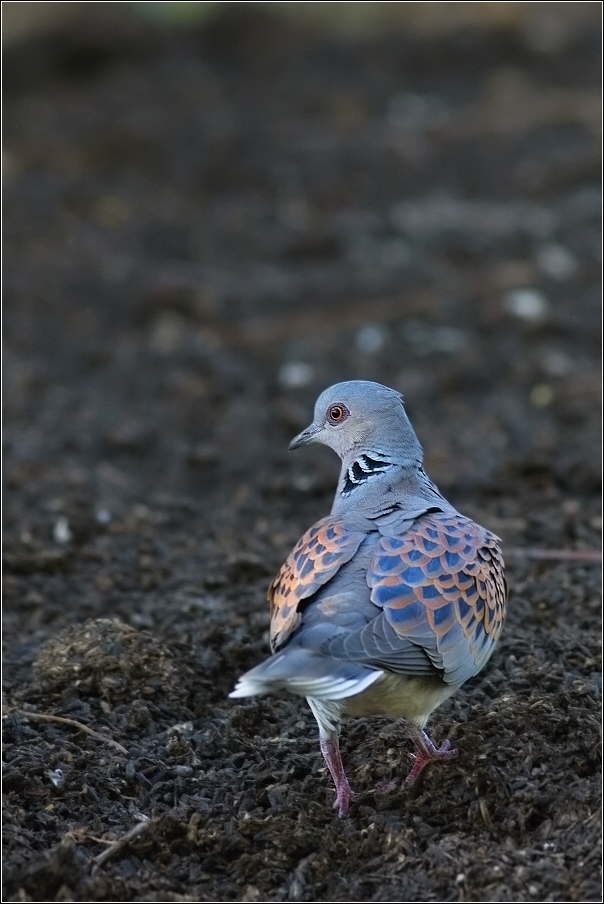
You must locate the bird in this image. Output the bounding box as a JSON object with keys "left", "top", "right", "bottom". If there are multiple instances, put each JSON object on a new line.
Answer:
{"left": 230, "top": 380, "right": 506, "bottom": 817}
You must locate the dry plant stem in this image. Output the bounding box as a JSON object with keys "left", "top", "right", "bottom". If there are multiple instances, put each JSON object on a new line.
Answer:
{"left": 93, "top": 820, "right": 154, "bottom": 868}
{"left": 506, "top": 548, "right": 601, "bottom": 563}
{"left": 8, "top": 709, "right": 128, "bottom": 756}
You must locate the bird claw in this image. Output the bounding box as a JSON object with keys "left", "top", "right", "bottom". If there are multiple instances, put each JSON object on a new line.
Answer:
{"left": 405, "top": 732, "right": 458, "bottom": 786}
{"left": 319, "top": 734, "right": 355, "bottom": 817}
{"left": 333, "top": 783, "right": 354, "bottom": 817}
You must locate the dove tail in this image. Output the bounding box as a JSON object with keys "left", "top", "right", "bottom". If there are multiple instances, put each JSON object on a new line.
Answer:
{"left": 229, "top": 648, "right": 383, "bottom": 701}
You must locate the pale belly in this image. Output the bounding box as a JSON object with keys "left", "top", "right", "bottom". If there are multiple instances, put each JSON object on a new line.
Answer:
{"left": 342, "top": 672, "right": 454, "bottom": 728}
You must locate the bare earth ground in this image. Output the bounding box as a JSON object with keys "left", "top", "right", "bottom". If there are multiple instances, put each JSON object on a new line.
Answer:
{"left": 2, "top": 7, "right": 601, "bottom": 902}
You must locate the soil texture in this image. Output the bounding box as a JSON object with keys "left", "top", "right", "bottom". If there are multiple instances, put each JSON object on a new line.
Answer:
{"left": 3, "top": 7, "right": 601, "bottom": 902}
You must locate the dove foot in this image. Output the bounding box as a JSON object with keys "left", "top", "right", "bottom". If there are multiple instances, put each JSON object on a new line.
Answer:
{"left": 320, "top": 735, "right": 354, "bottom": 817}
{"left": 405, "top": 729, "right": 458, "bottom": 786}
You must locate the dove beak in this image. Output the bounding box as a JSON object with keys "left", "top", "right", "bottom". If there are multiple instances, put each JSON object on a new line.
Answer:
{"left": 289, "top": 423, "right": 322, "bottom": 451}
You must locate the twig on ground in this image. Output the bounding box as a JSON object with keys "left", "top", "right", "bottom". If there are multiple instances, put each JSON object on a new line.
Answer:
{"left": 7, "top": 709, "right": 129, "bottom": 756}
{"left": 93, "top": 819, "right": 154, "bottom": 868}
{"left": 506, "top": 548, "right": 601, "bottom": 563}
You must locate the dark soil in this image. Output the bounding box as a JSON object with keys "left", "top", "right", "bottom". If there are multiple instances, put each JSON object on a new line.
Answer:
{"left": 3, "top": 6, "right": 601, "bottom": 902}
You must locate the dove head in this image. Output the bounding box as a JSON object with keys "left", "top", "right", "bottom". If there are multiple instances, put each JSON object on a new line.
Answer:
{"left": 289, "top": 380, "right": 423, "bottom": 466}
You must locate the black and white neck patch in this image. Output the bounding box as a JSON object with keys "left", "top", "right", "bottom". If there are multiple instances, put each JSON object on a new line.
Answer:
{"left": 342, "top": 454, "right": 393, "bottom": 495}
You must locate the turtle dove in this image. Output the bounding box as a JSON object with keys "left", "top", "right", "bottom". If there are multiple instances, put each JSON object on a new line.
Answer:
{"left": 230, "top": 381, "right": 506, "bottom": 816}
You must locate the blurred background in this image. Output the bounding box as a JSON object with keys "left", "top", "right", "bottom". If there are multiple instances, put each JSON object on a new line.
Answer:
{"left": 4, "top": 1, "right": 601, "bottom": 520}
{"left": 3, "top": 4, "right": 601, "bottom": 901}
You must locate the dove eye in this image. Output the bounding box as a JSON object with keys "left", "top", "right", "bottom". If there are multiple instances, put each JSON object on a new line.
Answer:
{"left": 327, "top": 404, "right": 350, "bottom": 425}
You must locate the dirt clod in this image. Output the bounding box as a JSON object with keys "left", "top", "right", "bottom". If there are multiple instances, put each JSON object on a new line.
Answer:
{"left": 31, "top": 618, "right": 190, "bottom": 704}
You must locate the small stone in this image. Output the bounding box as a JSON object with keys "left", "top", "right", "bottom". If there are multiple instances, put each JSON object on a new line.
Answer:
{"left": 171, "top": 721, "right": 194, "bottom": 735}
{"left": 278, "top": 362, "right": 314, "bottom": 388}
{"left": 53, "top": 517, "right": 72, "bottom": 545}
{"left": 536, "top": 244, "right": 578, "bottom": 281}
{"left": 47, "top": 769, "right": 65, "bottom": 789}
{"left": 541, "top": 349, "right": 574, "bottom": 377}
{"left": 505, "top": 288, "right": 550, "bottom": 322}
{"left": 356, "top": 324, "right": 387, "bottom": 354}
{"left": 530, "top": 383, "right": 554, "bottom": 408}
{"left": 431, "top": 326, "right": 466, "bottom": 353}
{"left": 292, "top": 473, "right": 315, "bottom": 493}
{"left": 562, "top": 499, "right": 580, "bottom": 515}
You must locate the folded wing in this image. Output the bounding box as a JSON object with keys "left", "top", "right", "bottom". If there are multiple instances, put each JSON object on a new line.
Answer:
{"left": 366, "top": 511, "right": 506, "bottom": 686}
{"left": 269, "top": 515, "right": 367, "bottom": 651}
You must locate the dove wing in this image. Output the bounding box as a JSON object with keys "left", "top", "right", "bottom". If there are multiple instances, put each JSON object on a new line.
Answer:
{"left": 269, "top": 515, "right": 366, "bottom": 651}
{"left": 364, "top": 511, "right": 506, "bottom": 686}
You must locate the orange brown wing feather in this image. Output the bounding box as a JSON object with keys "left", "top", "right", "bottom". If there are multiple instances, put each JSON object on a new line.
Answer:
{"left": 269, "top": 515, "right": 366, "bottom": 651}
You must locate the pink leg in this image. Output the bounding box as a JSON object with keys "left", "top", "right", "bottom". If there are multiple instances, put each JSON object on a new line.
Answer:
{"left": 406, "top": 728, "right": 458, "bottom": 786}
{"left": 319, "top": 735, "right": 354, "bottom": 817}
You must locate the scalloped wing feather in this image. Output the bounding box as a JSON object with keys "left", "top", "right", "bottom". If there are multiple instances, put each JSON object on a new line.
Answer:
{"left": 368, "top": 511, "right": 506, "bottom": 687}
{"left": 269, "top": 515, "right": 366, "bottom": 651}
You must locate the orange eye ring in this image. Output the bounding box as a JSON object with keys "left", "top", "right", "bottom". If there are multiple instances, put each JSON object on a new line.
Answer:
{"left": 327, "top": 403, "right": 350, "bottom": 425}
